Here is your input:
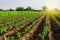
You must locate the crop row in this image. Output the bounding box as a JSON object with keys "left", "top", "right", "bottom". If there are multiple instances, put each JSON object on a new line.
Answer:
{"left": 50, "top": 14, "right": 60, "bottom": 26}
{"left": 0, "top": 11, "right": 45, "bottom": 40}
{"left": 0, "top": 11, "right": 44, "bottom": 35}
{"left": 4, "top": 14, "right": 41, "bottom": 40}
{"left": 48, "top": 15, "right": 60, "bottom": 40}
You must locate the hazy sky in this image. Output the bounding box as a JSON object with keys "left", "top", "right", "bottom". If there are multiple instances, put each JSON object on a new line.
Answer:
{"left": 0, "top": 0, "right": 60, "bottom": 10}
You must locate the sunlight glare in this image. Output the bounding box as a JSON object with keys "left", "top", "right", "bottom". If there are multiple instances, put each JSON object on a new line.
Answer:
{"left": 47, "top": 4, "right": 57, "bottom": 10}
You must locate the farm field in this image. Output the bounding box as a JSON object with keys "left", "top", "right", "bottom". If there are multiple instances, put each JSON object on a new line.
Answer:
{"left": 0, "top": 11, "right": 60, "bottom": 40}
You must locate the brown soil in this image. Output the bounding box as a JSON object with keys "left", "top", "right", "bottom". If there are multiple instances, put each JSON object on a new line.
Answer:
{"left": 48, "top": 15, "right": 54, "bottom": 40}
{"left": 30, "top": 16, "right": 46, "bottom": 40}
{"left": 53, "top": 15, "right": 60, "bottom": 22}
{"left": 49, "top": 16, "right": 60, "bottom": 40}
{"left": 0, "top": 16, "right": 41, "bottom": 40}
{"left": 18, "top": 15, "right": 46, "bottom": 40}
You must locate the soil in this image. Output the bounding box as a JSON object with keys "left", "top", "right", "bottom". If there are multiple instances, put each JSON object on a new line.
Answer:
{"left": 50, "top": 16, "right": 60, "bottom": 40}
{"left": 30, "top": 16, "right": 49, "bottom": 40}
{"left": 18, "top": 15, "right": 46, "bottom": 40}
{"left": 0, "top": 16, "right": 41, "bottom": 40}
{"left": 53, "top": 15, "right": 60, "bottom": 22}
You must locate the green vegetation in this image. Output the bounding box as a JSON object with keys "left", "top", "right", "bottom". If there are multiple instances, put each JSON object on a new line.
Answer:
{"left": 42, "top": 16, "right": 48, "bottom": 40}
{"left": 5, "top": 36, "right": 16, "bottom": 40}
{"left": 0, "top": 11, "right": 43, "bottom": 34}
{"left": 5, "top": 15, "right": 41, "bottom": 40}
{"left": 51, "top": 14, "right": 60, "bottom": 26}
{"left": 0, "top": 10, "right": 60, "bottom": 40}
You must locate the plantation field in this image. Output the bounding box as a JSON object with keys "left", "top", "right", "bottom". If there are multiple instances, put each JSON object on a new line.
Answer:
{"left": 0, "top": 11, "right": 60, "bottom": 40}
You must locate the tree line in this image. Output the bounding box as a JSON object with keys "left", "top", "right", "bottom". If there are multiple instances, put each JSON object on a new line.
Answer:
{"left": 0, "top": 6, "right": 41, "bottom": 11}
{"left": 0, "top": 6, "right": 58, "bottom": 11}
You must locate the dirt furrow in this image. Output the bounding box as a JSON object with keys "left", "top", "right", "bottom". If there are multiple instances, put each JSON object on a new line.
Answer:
{"left": 0, "top": 16, "right": 41, "bottom": 40}
{"left": 54, "top": 15, "right": 60, "bottom": 22}
{"left": 48, "top": 15, "right": 54, "bottom": 40}
{"left": 18, "top": 14, "right": 46, "bottom": 40}
{"left": 30, "top": 16, "right": 46, "bottom": 40}
{"left": 48, "top": 15, "right": 60, "bottom": 40}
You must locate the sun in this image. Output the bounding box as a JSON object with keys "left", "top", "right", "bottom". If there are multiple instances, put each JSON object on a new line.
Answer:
{"left": 46, "top": 4, "right": 58, "bottom": 15}
{"left": 47, "top": 5, "right": 55, "bottom": 10}
{"left": 47, "top": 4, "right": 57, "bottom": 10}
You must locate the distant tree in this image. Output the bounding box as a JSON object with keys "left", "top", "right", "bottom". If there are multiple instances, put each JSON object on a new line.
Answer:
{"left": 54, "top": 8, "right": 58, "bottom": 11}
{"left": 9, "top": 8, "right": 14, "bottom": 11}
{"left": 24, "top": 6, "right": 32, "bottom": 11}
{"left": 42, "top": 6, "right": 48, "bottom": 11}
{"left": 16, "top": 7, "right": 24, "bottom": 11}
{"left": 0, "top": 9, "right": 3, "bottom": 11}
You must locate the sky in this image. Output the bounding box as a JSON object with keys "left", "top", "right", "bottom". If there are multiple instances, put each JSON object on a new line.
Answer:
{"left": 0, "top": 0, "right": 60, "bottom": 10}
